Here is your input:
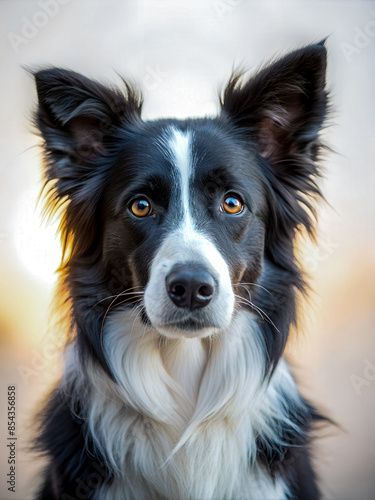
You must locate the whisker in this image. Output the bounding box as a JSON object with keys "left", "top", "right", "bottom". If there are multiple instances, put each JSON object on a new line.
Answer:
{"left": 232, "top": 282, "right": 273, "bottom": 296}
{"left": 110, "top": 296, "right": 144, "bottom": 311}
{"left": 91, "top": 287, "right": 144, "bottom": 309}
{"left": 233, "top": 294, "right": 280, "bottom": 333}
{"left": 130, "top": 303, "right": 147, "bottom": 340}
{"left": 99, "top": 287, "right": 145, "bottom": 350}
{"left": 236, "top": 298, "right": 270, "bottom": 324}
{"left": 140, "top": 318, "right": 153, "bottom": 343}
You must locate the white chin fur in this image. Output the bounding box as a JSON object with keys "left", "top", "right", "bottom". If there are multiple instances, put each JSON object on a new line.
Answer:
{"left": 153, "top": 323, "right": 221, "bottom": 340}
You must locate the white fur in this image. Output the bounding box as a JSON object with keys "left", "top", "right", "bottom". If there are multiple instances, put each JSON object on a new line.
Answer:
{"left": 145, "top": 126, "right": 235, "bottom": 339}
{"left": 63, "top": 308, "right": 302, "bottom": 500}
{"left": 167, "top": 126, "right": 195, "bottom": 234}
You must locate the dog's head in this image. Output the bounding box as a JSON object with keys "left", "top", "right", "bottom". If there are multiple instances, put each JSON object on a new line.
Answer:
{"left": 33, "top": 43, "right": 327, "bottom": 349}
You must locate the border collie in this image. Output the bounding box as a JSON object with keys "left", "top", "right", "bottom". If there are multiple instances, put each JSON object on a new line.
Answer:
{"left": 32, "top": 42, "right": 329, "bottom": 499}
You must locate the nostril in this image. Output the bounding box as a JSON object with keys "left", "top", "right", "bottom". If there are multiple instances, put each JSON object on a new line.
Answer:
{"left": 197, "top": 284, "right": 214, "bottom": 299}
{"left": 172, "top": 284, "right": 186, "bottom": 297}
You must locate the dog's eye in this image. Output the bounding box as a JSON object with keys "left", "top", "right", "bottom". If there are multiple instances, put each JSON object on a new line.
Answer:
{"left": 130, "top": 198, "right": 151, "bottom": 217}
{"left": 220, "top": 194, "right": 243, "bottom": 215}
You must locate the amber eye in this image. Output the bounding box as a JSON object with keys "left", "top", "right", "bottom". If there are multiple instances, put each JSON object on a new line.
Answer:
{"left": 221, "top": 194, "right": 243, "bottom": 215}
{"left": 130, "top": 198, "right": 151, "bottom": 217}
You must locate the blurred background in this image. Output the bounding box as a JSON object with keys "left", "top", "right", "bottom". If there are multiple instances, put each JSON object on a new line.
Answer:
{"left": 0, "top": 1, "right": 374, "bottom": 498}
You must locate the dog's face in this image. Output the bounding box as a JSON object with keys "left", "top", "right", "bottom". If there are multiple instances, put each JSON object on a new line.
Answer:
{"left": 33, "top": 42, "right": 327, "bottom": 349}
{"left": 100, "top": 121, "right": 267, "bottom": 338}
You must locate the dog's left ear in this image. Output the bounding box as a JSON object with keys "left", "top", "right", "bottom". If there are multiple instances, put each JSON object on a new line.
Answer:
{"left": 221, "top": 42, "right": 327, "bottom": 164}
{"left": 221, "top": 42, "right": 328, "bottom": 235}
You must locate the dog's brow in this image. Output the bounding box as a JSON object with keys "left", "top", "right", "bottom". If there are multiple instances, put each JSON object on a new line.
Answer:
{"left": 113, "top": 175, "right": 170, "bottom": 215}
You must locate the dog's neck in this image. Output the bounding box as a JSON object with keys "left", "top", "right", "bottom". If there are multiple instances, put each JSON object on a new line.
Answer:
{"left": 160, "top": 337, "right": 208, "bottom": 421}
{"left": 66, "top": 309, "right": 299, "bottom": 500}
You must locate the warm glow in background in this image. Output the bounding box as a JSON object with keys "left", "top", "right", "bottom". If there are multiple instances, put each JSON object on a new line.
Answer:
{"left": 1, "top": 1, "right": 375, "bottom": 498}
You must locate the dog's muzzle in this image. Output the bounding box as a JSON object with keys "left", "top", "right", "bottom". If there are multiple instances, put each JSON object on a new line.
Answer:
{"left": 144, "top": 229, "right": 235, "bottom": 338}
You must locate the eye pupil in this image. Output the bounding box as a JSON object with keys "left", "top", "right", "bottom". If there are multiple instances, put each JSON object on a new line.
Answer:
{"left": 226, "top": 197, "right": 238, "bottom": 208}
{"left": 222, "top": 195, "right": 243, "bottom": 214}
{"left": 131, "top": 198, "right": 151, "bottom": 217}
{"left": 137, "top": 200, "right": 148, "bottom": 211}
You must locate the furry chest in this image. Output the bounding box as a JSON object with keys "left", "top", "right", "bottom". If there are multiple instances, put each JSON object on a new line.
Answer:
{"left": 93, "top": 415, "right": 289, "bottom": 500}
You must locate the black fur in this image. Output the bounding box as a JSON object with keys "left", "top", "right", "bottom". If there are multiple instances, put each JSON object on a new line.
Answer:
{"left": 32, "top": 42, "right": 329, "bottom": 499}
{"left": 35, "top": 386, "right": 112, "bottom": 499}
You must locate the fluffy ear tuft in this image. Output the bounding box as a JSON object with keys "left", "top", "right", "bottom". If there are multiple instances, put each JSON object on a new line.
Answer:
{"left": 34, "top": 67, "right": 142, "bottom": 162}
{"left": 32, "top": 68, "right": 143, "bottom": 262}
{"left": 221, "top": 43, "right": 328, "bottom": 246}
{"left": 221, "top": 43, "right": 327, "bottom": 162}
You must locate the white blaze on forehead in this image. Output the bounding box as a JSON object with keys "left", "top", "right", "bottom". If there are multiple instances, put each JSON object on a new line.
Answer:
{"left": 165, "top": 126, "right": 195, "bottom": 231}
{"left": 144, "top": 125, "right": 235, "bottom": 338}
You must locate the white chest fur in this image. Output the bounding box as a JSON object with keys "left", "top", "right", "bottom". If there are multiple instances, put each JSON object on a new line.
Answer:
{"left": 66, "top": 309, "right": 297, "bottom": 500}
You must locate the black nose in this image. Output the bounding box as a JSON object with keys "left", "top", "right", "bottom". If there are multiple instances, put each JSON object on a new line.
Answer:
{"left": 166, "top": 264, "right": 216, "bottom": 309}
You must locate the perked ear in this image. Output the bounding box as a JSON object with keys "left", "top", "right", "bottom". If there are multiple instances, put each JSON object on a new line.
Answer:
{"left": 221, "top": 42, "right": 328, "bottom": 237}
{"left": 34, "top": 67, "right": 142, "bottom": 168}
{"left": 33, "top": 68, "right": 142, "bottom": 259}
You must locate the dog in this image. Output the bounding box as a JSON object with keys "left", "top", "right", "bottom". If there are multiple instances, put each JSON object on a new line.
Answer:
{"left": 32, "top": 41, "right": 329, "bottom": 499}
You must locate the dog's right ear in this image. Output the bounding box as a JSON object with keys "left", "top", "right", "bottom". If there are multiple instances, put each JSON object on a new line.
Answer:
{"left": 33, "top": 68, "right": 142, "bottom": 258}
{"left": 34, "top": 67, "right": 142, "bottom": 169}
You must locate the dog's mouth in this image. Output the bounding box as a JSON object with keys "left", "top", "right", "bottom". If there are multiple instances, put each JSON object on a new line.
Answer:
{"left": 153, "top": 320, "right": 221, "bottom": 339}
{"left": 145, "top": 294, "right": 226, "bottom": 334}
{"left": 144, "top": 309, "right": 221, "bottom": 338}
{"left": 165, "top": 319, "right": 215, "bottom": 331}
